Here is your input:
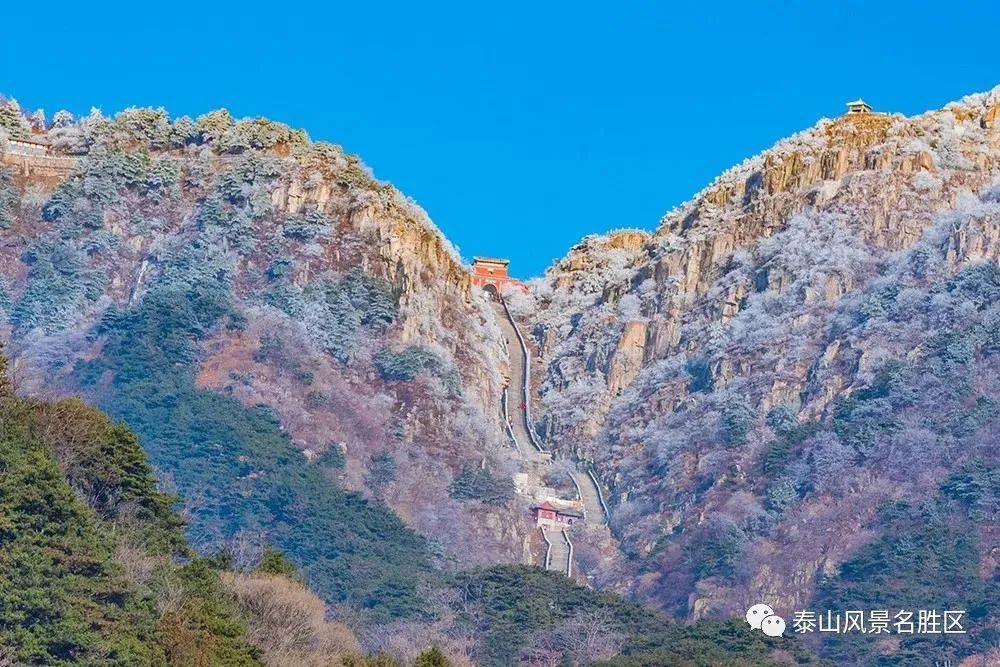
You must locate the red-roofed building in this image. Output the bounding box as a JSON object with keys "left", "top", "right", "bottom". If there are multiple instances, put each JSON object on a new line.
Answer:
{"left": 470, "top": 257, "right": 525, "bottom": 299}
{"left": 532, "top": 501, "right": 583, "bottom": 527}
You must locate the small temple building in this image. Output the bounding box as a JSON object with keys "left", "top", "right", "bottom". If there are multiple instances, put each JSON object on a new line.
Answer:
{"left": 470, "top": 257, "right": 524, "bottom": 298}
{"left": 532, "top": 501, "right": 584, "bottom": 527}
{"left": 846, "top": 99, "right": 873, "bottom": 115}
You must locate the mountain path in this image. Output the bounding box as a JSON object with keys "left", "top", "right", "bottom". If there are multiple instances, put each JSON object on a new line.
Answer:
{"left": 541, "top": 527, "right": 572, "bottom": 576}
{"left": 570, "top": 470, "right": 609, "bottom": 526}
{"left": 491, "top": 297, "right": 611, "bottom": 576}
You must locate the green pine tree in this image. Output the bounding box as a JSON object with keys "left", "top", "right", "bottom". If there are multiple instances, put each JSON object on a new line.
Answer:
{"left": 414, "top": 646, "right": 451, "bottom": 667}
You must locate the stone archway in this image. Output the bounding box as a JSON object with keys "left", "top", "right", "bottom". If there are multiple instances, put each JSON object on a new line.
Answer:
{"left": 482, "top": 283, "right": 499, "bottom": 300}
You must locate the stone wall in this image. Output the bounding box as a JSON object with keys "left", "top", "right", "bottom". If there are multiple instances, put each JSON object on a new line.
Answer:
{"left": 0, "top": 152, "right": 78, "bottom": 180}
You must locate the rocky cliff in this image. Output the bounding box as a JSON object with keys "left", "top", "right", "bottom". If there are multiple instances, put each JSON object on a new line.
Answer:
{"left": 518, "top": 88, "right": 1000, "bottom": 662}
{"left": 0, "top": 104, "right": 532, "bottom": 590}
{"left": 4, "top": 87, "right": 1000, "bottom": 664}
{"left": 534, "top": 92, "right": 1000, "bottom": 443}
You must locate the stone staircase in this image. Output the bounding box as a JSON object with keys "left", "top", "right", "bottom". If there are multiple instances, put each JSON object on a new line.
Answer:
{"left": 540, "top": 527, "right": 572, "bottom": 576}
{"left": 495, "top": 295, "right": 610, "bottom": 578}
{"left": 492, "top": 300, "right": 550, "bottom": 464}
{"left": 570, "top": 469, "right": 609, "bottom": 526}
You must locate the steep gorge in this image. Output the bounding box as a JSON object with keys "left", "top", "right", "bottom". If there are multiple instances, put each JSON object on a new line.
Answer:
{"left": 4, "top": 87, "right": 1000, "bottom": 664}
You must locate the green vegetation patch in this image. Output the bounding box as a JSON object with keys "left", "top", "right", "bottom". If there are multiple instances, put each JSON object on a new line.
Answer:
{"left": 75, "top": 257, "right": 434, "bottom": 620}
{"left": 0, "top": 375, "right": 259, "bottom": 665}
{"left": 815, "top": 499, "right": 998, "bottom": 665}
{"left": 458, "top": 566, "right": 828, "bottom": 667}
{"left": 449, "top": 467, "right": 515, "bottom": 506}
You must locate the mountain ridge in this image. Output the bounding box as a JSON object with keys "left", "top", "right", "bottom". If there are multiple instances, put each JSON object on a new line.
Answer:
{"left": 3, "top": 86, "right": 1000, "bottom": 664}
{"left": 512, "top": 85, "right": 1000, "bottom": 663}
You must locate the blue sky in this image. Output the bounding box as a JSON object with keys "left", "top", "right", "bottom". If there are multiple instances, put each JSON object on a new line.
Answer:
{"left": 2, "top": 2, "right": 997, "bottom": 277}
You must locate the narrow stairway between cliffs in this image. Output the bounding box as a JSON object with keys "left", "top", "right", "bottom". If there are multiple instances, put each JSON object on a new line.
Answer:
{"left": 491, "top": 294, "right": 611, "bottom": 578}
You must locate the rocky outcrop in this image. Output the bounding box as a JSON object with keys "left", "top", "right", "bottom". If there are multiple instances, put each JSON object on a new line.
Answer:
{"left": 525, "top": 86, "right": 1000, "bottom": 619}
{"left": 537, "top": 89, "right": 1000, "bottom": 442}
{"left": 981, "top": 102, "right": 1000, "bottom": 129}
{"left": 0, "top": 111, "right": 522, "bottom": 576}
{"left": 607, "top": 320, "right": 647, "bottom": 396}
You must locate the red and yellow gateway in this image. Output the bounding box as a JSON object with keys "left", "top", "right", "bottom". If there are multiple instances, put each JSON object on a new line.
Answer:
{"left": 470, "top": 257, "right": 527, "bottom": 298}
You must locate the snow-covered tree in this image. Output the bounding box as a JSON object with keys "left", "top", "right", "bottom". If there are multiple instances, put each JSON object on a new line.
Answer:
{"left": 0, "top": 99, "right": 31, "bottom": 139}
{"left": 51, "top": 110, "right": 74, "bottom": 129}
{"left": 195, "top": 108, "right": 235, "bottom": 145}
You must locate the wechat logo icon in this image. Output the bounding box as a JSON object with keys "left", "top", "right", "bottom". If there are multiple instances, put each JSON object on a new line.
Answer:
{"left": 746, "top": 603, "right": 785, "bottom": 637}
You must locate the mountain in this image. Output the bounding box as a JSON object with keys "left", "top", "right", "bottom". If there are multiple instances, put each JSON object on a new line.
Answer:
{"left": 0, "top": 103, "right": 531, "bottom": 616}
{"left": 0, "top": 98, "right": 835, "bottom": 666}
{"left": 2, "top": 87, "right": 999, "bottom": 665}
{"left": 516, "top": 88, "right": 1000, "bottom": 663}
{"left": 0, "top": 339, "right": 825, "bottom": 665}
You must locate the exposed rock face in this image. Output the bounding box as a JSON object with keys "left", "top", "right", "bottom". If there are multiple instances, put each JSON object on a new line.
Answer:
{"left": 5, "top": 87, "right": 999, "bottom": 664}
{"left": 523, "top": 87, "right": 1000, "bottom": 625}
{"left": 537, "top": 89, "right": 1000, "bottom": 447}
{"left": 982, "top": 102, "right": 1000, "bottom": 129}
{"left": 270, "top": 169, "right": 502, "bottom": 412}
{"left": 607, "top": 319, "right": 647, "bottom": 396}
{"left": 0, "top": 111, "right": 527, "bottom": 573}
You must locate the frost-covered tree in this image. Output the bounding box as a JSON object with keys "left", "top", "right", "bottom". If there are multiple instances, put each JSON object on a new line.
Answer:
{"left": 113, "top": 107, "right": 172, "bottom": 148}
{"left": 11, "top": 242, "right": 105, "bottom": 333}
{"left": 0, "top": 99, "right": 31, "bottom": 140}
{"left": 27, "top": 109, "right": 46, "bottom": 133}
{"left": 930, "top": 119, "right": 973, "bottom": 170}
{"left": 77, "top": 107, "right": 112, "bottom": 145}
{"left": 0, "top": 167, "right": 17, "bottom": 229}
{"left": 282, "top": 209, "right": 332, "bottom": 240}
{"left": 169, "top": 115, "right": 200, "bottom": 147}
{"left": 214, "top": 155, "right": 285, "bottom": 218}
{"left": 51, "top": 110, "right": 74, "bottom": 129}
{"left": 217, "top": 118, "right": 307, "bottom": 154}
{"left": 720, "top": 394, "right": 754, "bottom": 446}
{"left": 196, "top": 109, "right": 235, "bottom": 145}
{"left": 46, "top": 121, "right": 87, "bottom": 154}
{"left": 806, "top": 431, "right": 853, "bottom": 493}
